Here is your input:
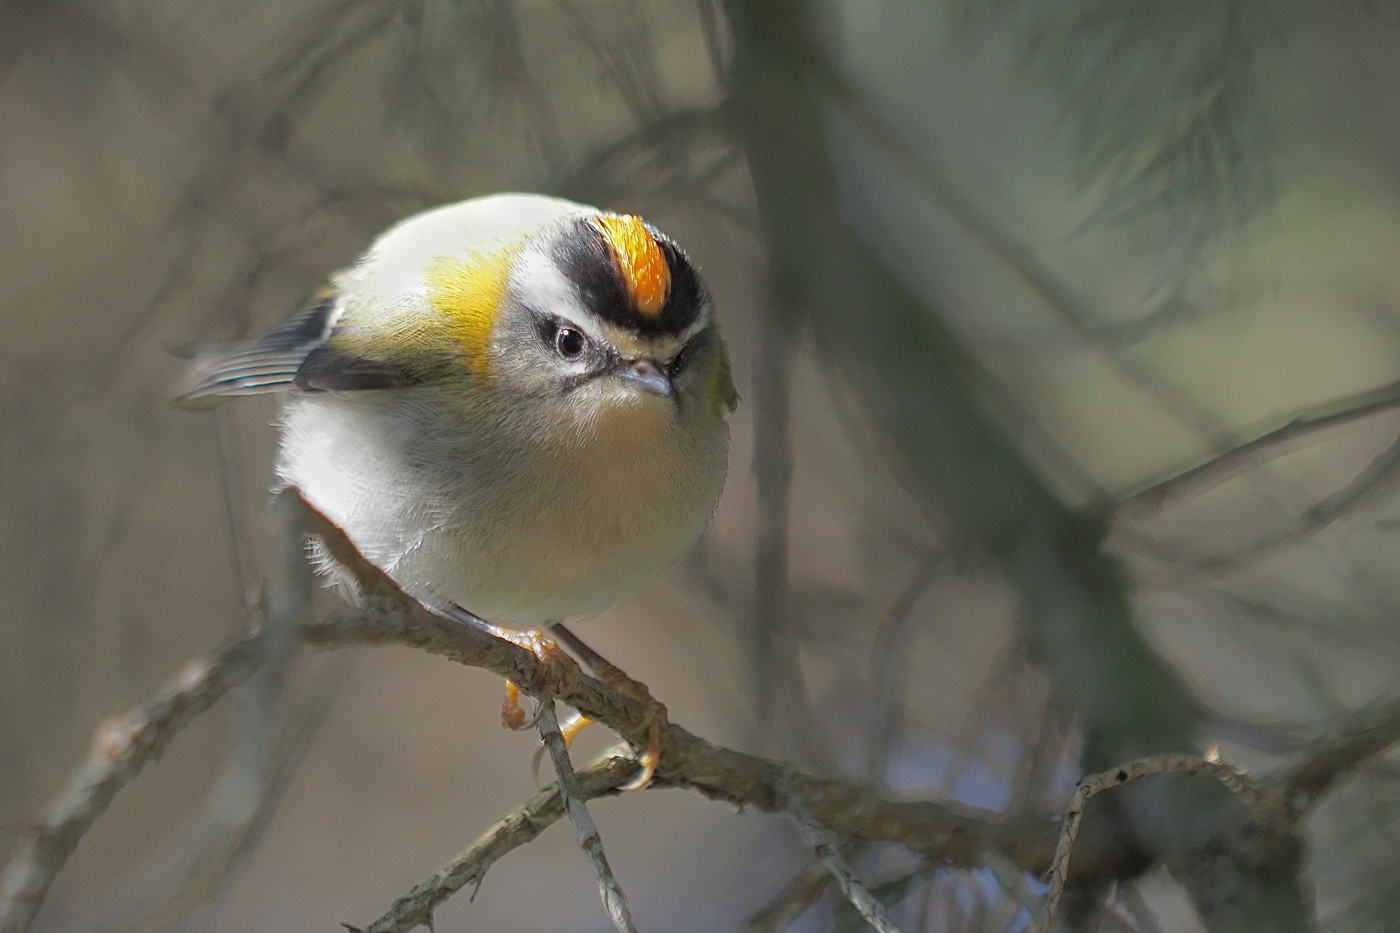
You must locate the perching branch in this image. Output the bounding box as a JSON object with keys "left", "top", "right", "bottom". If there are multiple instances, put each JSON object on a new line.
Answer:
{"left": 286, "top": 487, "right": 1061, "bottom": 870}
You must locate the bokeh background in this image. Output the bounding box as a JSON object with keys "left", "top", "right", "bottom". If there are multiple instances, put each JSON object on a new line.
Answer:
{"left": 5, "top": 1, "right": 1400, "bottom": 931}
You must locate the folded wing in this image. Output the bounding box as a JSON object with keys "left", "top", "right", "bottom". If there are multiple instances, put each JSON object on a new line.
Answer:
{"left": 172, "top": 282, "right": 417, "bottom": 410}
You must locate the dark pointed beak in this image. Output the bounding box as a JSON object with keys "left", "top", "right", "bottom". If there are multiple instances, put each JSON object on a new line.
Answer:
{"left": 616, "top": 358, "right": 672, "bottom": 397}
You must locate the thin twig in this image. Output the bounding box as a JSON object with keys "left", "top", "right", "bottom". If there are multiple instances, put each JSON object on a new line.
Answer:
{"left": 1034, "top": 755, "right": 1257, "bottom": 933}
{"left": 1117, "top": 379, "right": 1400, "bottom": 518}
{"left": 1193, "top": 426, "right": 1400, "bottom": 573}
{"left": 537, "top": 700, "right": 639, "bottom": 933}
{"left": 353, "top": 751, "right": 640, "bottom": 933}
{"left": 785, "top": 789, "right": 907, "bottom": 933}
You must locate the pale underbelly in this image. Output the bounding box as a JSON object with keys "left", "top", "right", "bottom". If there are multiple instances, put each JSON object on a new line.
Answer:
{"left": 391, "top": 513, "right": 696, "bottom": 624}
{"left": 278, "top": 393, "right": 723, "bottom": 626}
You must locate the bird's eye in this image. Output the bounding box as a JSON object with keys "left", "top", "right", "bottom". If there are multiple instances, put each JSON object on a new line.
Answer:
{"left": 555, "top": 326, "right": 586, "bottom": 359}
{"left": 667, "top": 338, "right": 695, "bottom": 378}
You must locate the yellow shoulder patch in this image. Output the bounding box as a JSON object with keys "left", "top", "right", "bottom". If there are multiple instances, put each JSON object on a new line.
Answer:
{"left": 591, "top": 215, "right": 670, "bottom": 317}
{"left": 425, "top": 248, "right": 515, "bottom": 376}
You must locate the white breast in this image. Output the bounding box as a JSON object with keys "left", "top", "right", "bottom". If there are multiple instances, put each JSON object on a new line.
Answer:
{"left": 276, "top": 386, "right": 728, "bottom": 626}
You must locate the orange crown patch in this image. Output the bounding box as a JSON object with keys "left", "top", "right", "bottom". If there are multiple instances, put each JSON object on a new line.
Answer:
{"left": 591, "top": 215, "right": 670, "bottom": 317}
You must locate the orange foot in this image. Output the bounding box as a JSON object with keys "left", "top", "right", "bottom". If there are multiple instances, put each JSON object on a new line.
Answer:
{"left": 549, "top": 623, "right": 668, "bottom": 791}
{"left": 441, "top": 606, "right": 580, "bottom": 731}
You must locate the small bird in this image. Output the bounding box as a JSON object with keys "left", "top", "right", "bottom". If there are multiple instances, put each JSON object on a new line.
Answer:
{"left": 176, "top": 194, "right": 736, "bottom": 763}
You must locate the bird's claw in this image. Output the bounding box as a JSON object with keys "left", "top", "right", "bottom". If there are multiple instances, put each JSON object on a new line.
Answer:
{"left": 481, "top": 617, "right": 663, "bottom": 791}
{"left": 600, "top": 671, "right": 667, "bottom": 791}
{"left": 501, "top": 681, "right": 541, "bottom": 731}
{"left": 540, "top": 622, "right": 669, "bottom": 790}
{"left": 498, "top": 629, "right": 580, "bottom": 731}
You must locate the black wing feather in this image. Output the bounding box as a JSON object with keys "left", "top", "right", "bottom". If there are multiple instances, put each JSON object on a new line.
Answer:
{"left": 171, "top": 286, "right": 343, "bottom": 411}
{"left": 293, "top": 344, "right": 419, "bottom": 393}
